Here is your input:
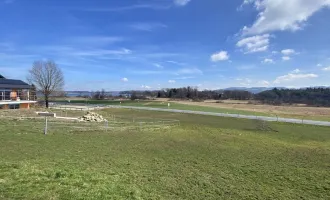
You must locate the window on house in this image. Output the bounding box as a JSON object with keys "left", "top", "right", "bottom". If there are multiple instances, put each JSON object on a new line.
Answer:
{"left": 0, "top": 90, "right": 12, "bottom": 100}
{"left": 9, "top": 104, "right": 20, "bottom": 109}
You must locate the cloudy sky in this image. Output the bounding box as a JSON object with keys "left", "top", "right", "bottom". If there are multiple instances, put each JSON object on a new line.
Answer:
{"left": 1, "top": 0, "right": 330, "bottom": 90}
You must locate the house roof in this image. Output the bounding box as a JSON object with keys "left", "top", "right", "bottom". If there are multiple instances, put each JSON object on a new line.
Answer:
{"left": 0, "top": 78, "right": 32, "bottom": 89}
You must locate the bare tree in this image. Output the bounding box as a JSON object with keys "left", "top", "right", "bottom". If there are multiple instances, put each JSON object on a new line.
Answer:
{"left": 27, "top": 60, "right": 65, "bottom": 108}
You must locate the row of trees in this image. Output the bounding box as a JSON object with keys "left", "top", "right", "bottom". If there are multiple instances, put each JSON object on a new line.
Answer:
{"left": 126, "top": 87, "right": 330, "bottom": 107}
{"left": 156, "top": 87, "right": 254, "bottom": 100}
{"left": 222, "top": 90, "right": 253, "bottom": 100}
{"left": 92, "top": 89, "right": 112, "bottom": 100}
{"left": 25, "top": 60, "right": 330, "bottom": 108}
{"left": 124, "top": 87, "right": 254, "bottom": 101}
{"left": 157, "top": 87, "right": 200, "bottom": 99}
{"left": 255, "top": 88, "right": 330, "bottom": 106}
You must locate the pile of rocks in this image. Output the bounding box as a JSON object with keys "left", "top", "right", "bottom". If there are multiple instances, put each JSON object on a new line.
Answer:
{"left": 78, "top": 112, "right": 107, "bottom": 122}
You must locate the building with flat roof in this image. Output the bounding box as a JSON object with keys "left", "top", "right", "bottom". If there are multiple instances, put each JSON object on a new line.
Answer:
{"left": 0, "top": 74, "right": 37, "bottom": 109}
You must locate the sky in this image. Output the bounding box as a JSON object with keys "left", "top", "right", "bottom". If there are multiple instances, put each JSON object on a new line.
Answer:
{"left": 1, "top": 0, "right": 330, "bottom": 91}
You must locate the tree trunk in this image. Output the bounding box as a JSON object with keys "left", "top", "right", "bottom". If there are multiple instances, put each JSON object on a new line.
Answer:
{"left": 45, "top": 95, "right": 49, "bottom": 108}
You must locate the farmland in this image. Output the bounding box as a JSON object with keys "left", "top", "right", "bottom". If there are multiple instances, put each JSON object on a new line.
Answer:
{"left": 53, "top": 99, "right": 330, "bottom": 122}
{"left": 0, "top": 108, "right": 330, "bottom": 199}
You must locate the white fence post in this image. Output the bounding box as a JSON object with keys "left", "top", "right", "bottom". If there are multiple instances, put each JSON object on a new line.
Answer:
{"left": 105, "top": 121, "right": 108, "bottom": 132}
{"left": 44, "top": 117, "right": 48, "bottom": 135}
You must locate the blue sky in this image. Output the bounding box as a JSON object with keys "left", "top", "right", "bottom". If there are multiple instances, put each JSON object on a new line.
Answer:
{"left": 1, "top": 0, "right": 330, "bottom": 91}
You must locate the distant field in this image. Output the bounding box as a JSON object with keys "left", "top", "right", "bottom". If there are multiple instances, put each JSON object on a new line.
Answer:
{"left": 53, "top": 99, "right": 330, "bottom": 121}
{"left": 53, "top": 100, "right": 275, "bottom": 116}
{"left": 0, "top": 108, "right": 329, "bottom": 199}
{"left": 175, "top": 100, "right": 330, "bottom": 122}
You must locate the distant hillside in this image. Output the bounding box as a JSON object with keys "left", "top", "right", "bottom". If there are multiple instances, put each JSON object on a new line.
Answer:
{"left": 223, "top": 86, "right": 330, "bottom": 94}
{"left": 223, "top": 87, "right": 286, "bottom": 94}
{"left": 256, "top": 87, "right": 330, "bottom": 107}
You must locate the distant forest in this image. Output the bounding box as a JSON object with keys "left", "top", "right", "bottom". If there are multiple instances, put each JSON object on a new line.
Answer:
{"left": 255, "top": 88, "right": 330, "bottom": 106}
{"left": 120, "top": 87, "right": 330, "bottom": 107}
{"left": 83, "top": 87, "right": 330, "bottom": 107}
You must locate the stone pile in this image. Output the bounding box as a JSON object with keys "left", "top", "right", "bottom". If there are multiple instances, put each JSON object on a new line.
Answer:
{"left": 78, "top": 112, "right": 107, "bottom": 122}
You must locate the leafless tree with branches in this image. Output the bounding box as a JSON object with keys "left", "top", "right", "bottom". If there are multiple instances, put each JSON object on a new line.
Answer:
{"left": 27, "top": 60, "right": 65, "bottom": 108}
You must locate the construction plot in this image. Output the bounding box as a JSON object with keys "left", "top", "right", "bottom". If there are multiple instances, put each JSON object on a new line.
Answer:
{"left": 0, "top": 109, "right": 180, "bottom": 134}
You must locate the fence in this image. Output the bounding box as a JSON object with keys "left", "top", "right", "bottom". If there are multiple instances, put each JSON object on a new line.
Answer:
{"left": 0, "top": 109, "right": 180, "bottom": 134}
{"left": 49, "top": 104, "right": 104, "bottom": 111}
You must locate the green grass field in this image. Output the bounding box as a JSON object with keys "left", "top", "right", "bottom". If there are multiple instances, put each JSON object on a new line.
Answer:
{"left": 1, "top": 108, "right": 330, "bottom": 199}
{"left": 53, "top": 99, "right": 330, "bottom": 122}
{"left": 55, "top": 100, "right": 273, "bottom": 116}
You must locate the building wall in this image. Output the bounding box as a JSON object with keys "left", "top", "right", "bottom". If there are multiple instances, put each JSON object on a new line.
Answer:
{"left": 20, "top": 103, "right": 30, "bottom": 109}
{"left": 0, "top": 103, "right": 32, "bottom": 110}
{"left": 0, "top": 104, "right": 8, "bottom": 109}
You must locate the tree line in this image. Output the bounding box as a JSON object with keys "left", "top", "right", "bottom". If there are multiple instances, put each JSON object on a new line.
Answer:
{"left": 120, "top": 87, "right": 330, "bottom": 107}
{"left": 155, "top": 87, "right": 254, "bottom": 100}
{"left": 25, "top": 60, "right": 330, "bottom": 108}
{"left": 119, "top": 87, "right": 253, "bottom": 101}
{"left": 255, "top": 88, "right": 330, "bottom": 106}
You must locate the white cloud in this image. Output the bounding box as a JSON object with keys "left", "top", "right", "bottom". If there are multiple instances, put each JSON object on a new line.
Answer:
{"left": 153, "top": 63, "right": 164, "bottom": 69}
{"left": 236, "top": 34, "right": 269, "bottom": 53}
{"left": 174, "top": 0, "right": 191, "bottom": 6}
{"left": 82, "top": 4, "right": 170, "bottom": 12}
{"left": 236, "top": 78, "right": 252, "bottom": 86}
{"left": 258, "top": 80, "right": 270, "bottom": 86}
{"left": 291, "top": 69, "right": 300, "bottom": 73}
{"left": 121, "top": 77, "right": 128, "bottom": 82}
{"left": 211, "top": 51, "right": 229, "bottom": 62}
{"left": 174, "top": 76, "right": 195, "bottom": 80}
{"left": 317, "top": 63, "right": 322, "bottom": 67}
{"left": 141, "top": 85, "right": 152, "bottom": 89}
{"left": 274, "top": 73, "right": 318, "bottom": 84}
{"left": 262, "top": 58, "right": 274, "bottom": 64}
{"left": 167, "top": 60, "right": 186, "bottom": 65}
{"left": 241, "top": 0, "right": 330, "bottom": 35}
{"left": 71, "top": 48, "right": 132, "bottom": 57}
{"left": 282, "top": 56, "right": 291, "bottom": 61}
{"left": 130, "top": 22, "right": 167, "bottom": 31}
{"left": 129, "top": 68, "right": 202, "bottom": 76}
{"left": 281, "top": 49, "right": 295, "bottom": 55}
{"left": 129, "top": 70, "right": 164, "bottom": 75}
{"left": 70, "top": 36, "right": 124, "bottom": 45}
{"left": 177, "top": 68, "right": 203, "bottom": 75}
{"left": 168, "top": 80, "right": 176, "bottom": 83}
{"left": 322, "top": 66, "right": 330, "bottom": 71}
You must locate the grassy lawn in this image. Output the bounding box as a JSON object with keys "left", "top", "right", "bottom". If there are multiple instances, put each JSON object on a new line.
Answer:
{"left": 52, "top": 100, "right": 330, "bottom": 122}
{"left": 0, "top": 108, "right": 329, "bottom": 199}
{"left": 54, "top": 100, "right": 271, "bottom": 116}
